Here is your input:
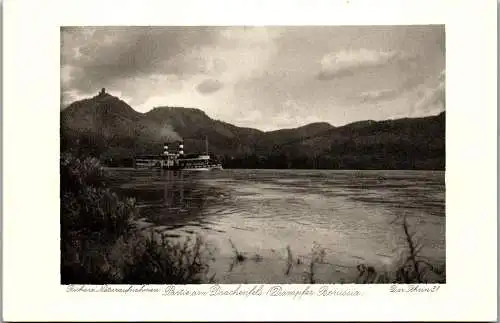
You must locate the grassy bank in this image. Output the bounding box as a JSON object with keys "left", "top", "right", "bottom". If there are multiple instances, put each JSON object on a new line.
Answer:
{"left": 61, "top": 153, "right": 445, "bottom": 284}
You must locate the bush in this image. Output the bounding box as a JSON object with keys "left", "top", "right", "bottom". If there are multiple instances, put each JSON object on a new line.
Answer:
{"left": 60, "top": 153, "right": 211, "bottom": 284}
{"left": 119, "top": 234, "right": 212, "bottom": 284}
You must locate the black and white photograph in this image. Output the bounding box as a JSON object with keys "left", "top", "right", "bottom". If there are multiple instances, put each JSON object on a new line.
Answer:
{"left": 60, "top": 25, "right": 446, "bottom": 285}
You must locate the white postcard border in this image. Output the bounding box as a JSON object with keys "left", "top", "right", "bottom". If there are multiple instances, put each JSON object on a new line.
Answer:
{"left": 3, "top": 0, "right": 497, "bottom": 321}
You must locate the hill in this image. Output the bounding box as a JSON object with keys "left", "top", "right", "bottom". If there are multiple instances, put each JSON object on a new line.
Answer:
{"left": 259, "top": 112, "right": 445, "bottom": 170}
{"left": 61, "top": 91, "right": 445, "bottom": 170}
{"left": 144, "top": 107, "right": 263, "bottom": 156}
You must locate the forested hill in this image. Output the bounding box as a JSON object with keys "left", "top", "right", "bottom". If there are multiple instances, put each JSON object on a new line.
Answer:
{"left": 61, "top": 92, "right": 445, "bottom": 170}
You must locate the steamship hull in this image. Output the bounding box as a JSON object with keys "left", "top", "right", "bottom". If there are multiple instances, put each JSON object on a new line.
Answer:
{"left": 135, "top": 162, "right": 223, "bottom": 171}
{"left": 162, "top": 160, "right": 223, "bottom": 171}
{"left": 135, "top": 159, "right": 223, "bottom": 171}
{"left": 163, "top": 166, "right": 222, "bottom": 171}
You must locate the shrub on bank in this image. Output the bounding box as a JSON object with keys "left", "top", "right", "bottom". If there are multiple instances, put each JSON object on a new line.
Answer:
{"left": 60, "top": 153, "right": 211, "bottom": 284}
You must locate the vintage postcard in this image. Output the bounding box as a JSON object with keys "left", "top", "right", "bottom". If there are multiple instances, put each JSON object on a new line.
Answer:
{"left": 3, "top": 0, "right": 497, "bottom": 321}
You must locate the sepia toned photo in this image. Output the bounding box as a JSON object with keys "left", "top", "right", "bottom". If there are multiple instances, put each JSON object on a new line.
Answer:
{"left": 60, "top": 25, "right": 445, "bottom": 285}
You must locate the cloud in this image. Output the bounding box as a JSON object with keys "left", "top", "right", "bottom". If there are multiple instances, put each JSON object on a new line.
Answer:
{"left": 196, "top": 79, "right": 224, "bottom": 94}
{"left": 410, "top": 69, "right": 445, "bottom": 116}
{"left": 199, "top": 27, "right": 283, "bottom": 83}
{"left": 359, "top": 89, "right": 400, "bottom": 102}
{"left": 317, "top": 49, "right": 405, "bottom": 80}
{"left": 347, "top": 61, "right": 442, "bottom": 105}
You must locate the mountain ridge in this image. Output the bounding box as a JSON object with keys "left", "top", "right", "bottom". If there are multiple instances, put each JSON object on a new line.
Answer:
{"left": 61, "top": 91, "right": 445, "bottom": 170}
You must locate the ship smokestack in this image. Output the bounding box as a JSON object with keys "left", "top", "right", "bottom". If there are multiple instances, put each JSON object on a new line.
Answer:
{"left": 179, "top": 141, "right": 184, "bottom": 156}
{"left": 163, "top": 143, "right": 169, "bottom": 156}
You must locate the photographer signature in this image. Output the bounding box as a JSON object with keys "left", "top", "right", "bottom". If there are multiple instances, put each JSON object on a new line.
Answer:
{"left": 389, "top": 285, "right": 441, "bottom": 293}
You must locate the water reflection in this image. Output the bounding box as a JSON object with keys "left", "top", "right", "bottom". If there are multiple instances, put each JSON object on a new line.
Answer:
{"left": 107, "top": 169, "right": 232, "bottom": 236}
{"left": 162, "top": 171, "right": 187, "bottom": 210}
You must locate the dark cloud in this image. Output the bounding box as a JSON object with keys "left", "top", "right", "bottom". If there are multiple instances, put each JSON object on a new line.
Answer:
{"left": 196, "top": 79, "right": 224, "bottom": 94}
{"left": 61, "top": 26, "right": 222, "bottom": 95}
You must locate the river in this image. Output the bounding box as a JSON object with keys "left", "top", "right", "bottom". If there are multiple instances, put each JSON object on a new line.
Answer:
{"left": 104, "top": 168, "right": 445, "bottom": 283}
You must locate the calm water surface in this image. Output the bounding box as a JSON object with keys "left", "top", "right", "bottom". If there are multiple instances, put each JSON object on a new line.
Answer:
{"left": 105, "top": 168, "right": 445, "bottom": 283}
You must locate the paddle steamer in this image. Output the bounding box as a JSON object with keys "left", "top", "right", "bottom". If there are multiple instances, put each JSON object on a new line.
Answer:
{"left": 134, "top": 138, "right": 223, "bottom": 171}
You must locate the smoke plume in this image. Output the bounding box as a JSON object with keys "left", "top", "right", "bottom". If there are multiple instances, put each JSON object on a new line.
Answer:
{"left": 159, "top": 124, "right": 182, "bottom": 142}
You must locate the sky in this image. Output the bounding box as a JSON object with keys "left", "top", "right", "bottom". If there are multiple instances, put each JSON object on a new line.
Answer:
{"left": 61, "top": 25, "right": 445, "bottom": 131}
